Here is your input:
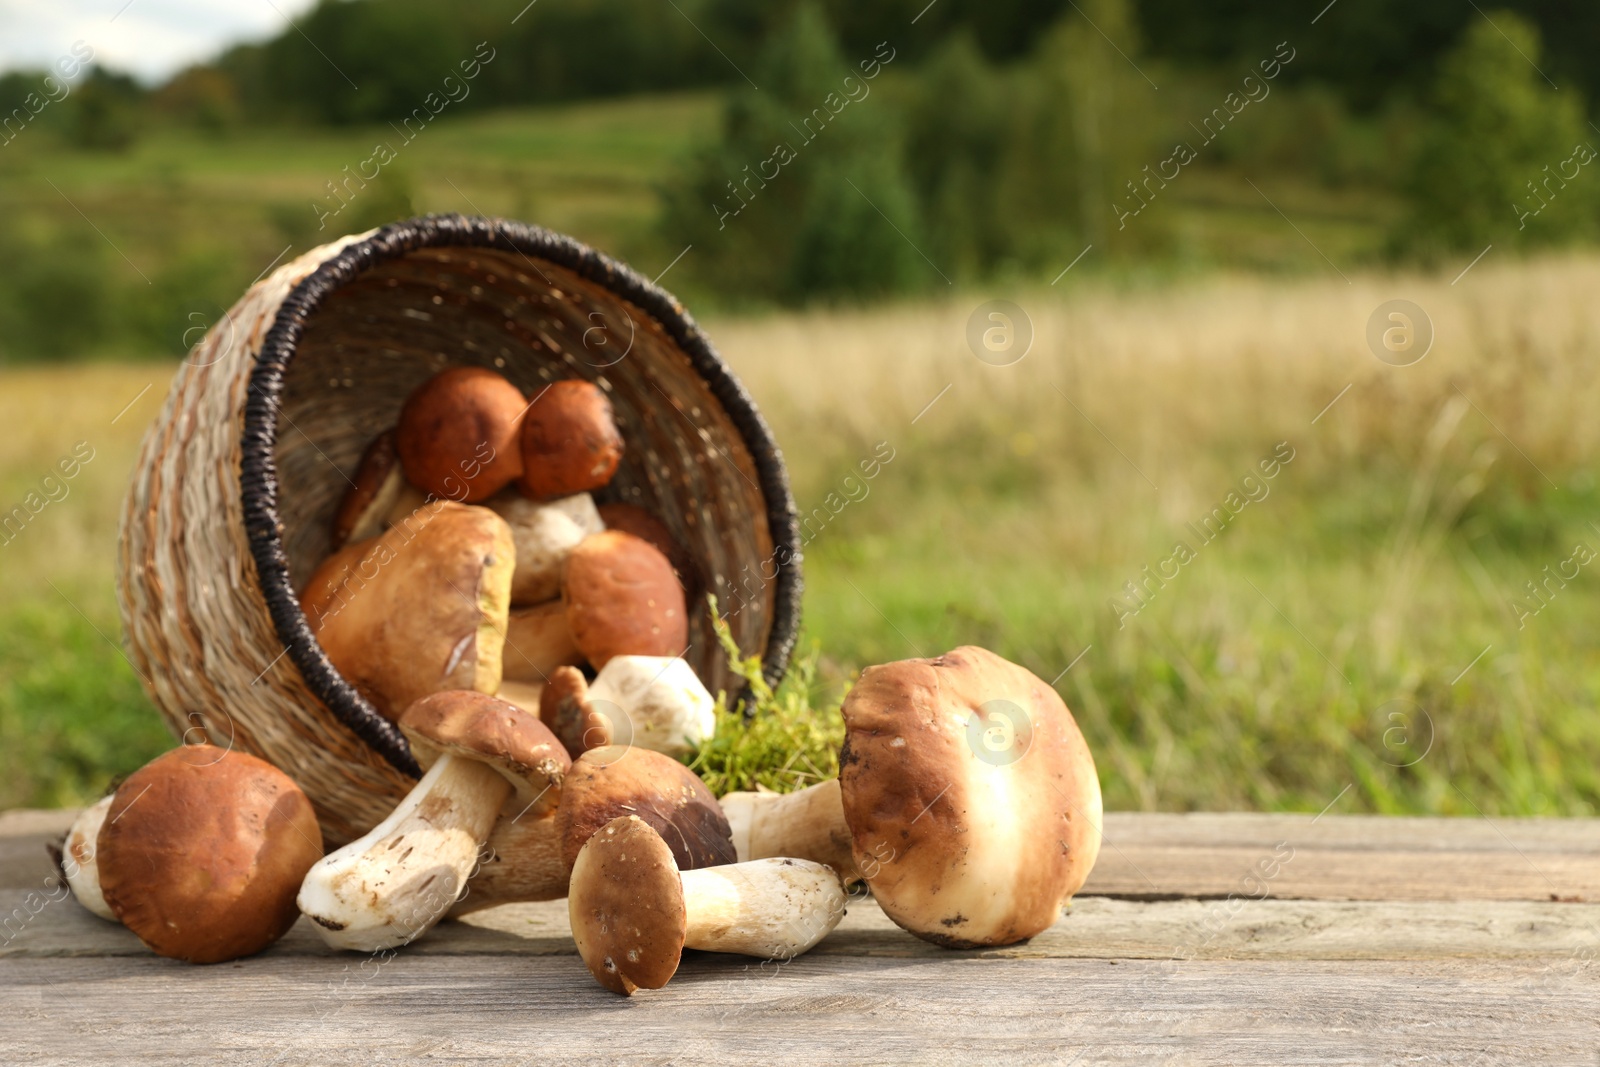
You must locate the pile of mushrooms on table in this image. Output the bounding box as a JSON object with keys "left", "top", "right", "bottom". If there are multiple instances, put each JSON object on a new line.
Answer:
{"left": 57, "top": 365, "right": 1104, "bottom": 994}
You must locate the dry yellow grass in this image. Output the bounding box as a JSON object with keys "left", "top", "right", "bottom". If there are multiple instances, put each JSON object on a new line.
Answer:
{"left": 3, "top": 252, "right": 1598, "bottom": 813}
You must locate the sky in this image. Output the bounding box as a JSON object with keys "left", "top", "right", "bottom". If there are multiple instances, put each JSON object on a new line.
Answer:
{"left": 0, "top": 0, "right": 320, "bottom": 83}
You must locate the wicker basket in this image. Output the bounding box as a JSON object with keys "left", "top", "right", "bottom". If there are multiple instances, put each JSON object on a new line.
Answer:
{"left": 116, "top": 215, "right": 802, "bottom": 846}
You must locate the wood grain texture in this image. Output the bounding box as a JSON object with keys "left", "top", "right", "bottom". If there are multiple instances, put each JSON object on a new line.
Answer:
{"left": 4, "top": 954, "right": 1596, "bottom": 1066}
{"left": 6, "top": 809, "right": 1600, "bottom": 1065}
{"left": 1088, "top": 811, "right": 1600, "bottom": 902}
{"left": 16, "top": 808, "right": 1599, "bottom": 901}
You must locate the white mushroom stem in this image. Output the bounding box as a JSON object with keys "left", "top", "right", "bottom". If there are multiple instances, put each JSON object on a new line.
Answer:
{"left": 720, "top": 779, "right": 857, "bottom": 878}
{"left": 680, "top": 858, "right": 847, "bottom": 959}
{"left": 62, "top": 795, "right": 116, "bottom": 922}
{"left": 297, "top": 754, "right": 511, "bottom": 951}
{"left": 451, "top": 810, "right": 567, "bottom": 915}
{"left": 589, "top": 655, "right": 715, "bottom": 757}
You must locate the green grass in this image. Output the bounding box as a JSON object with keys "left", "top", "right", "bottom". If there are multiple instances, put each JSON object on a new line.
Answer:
{"left": 0, "top": 95, "right": 1595, "bottom": 818}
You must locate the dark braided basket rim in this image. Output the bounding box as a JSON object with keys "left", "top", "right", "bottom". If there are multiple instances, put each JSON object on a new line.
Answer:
{"left": 240, "top": 214, "right": 803, "bottom": 777}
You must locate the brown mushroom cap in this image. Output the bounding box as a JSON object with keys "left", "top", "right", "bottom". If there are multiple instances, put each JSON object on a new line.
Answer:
{"left": 397, "top": 366, "right": 526, "bottom": 503}
{"left": 838, "top": 646, "right": 1102, "bottom": 949}
{"left": 556, "top": 745, "right": 735, "bottom": 874}
{"left": 569, "top": 815, "right": 685, "bottom": 994}
{"left": 518, "top": 380, "right": 623, "bottom": 499}
{"left": 563, "top": 530, "right": 687, "bottom": 669}
{"left": 97, "top": 746, "right": 323, "bottom": 964}
{"left": 596, "top": 503, "right": 700, "bottom": 601}
{"left": 304, "top": 501, "right": 515, "bottom": 721}
{"left": 399, "top": 690, "right": 571, "bottom": 816}
{"left": 538, "top": 666, "right": 615, "bottom": 756}
{"left": 330, "top": 430, "right": 405, "bottom": 550}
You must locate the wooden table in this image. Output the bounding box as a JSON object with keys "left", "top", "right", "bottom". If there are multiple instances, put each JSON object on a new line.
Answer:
{"left": 4, "top": 807, "right": 1597, "bottom": 1065}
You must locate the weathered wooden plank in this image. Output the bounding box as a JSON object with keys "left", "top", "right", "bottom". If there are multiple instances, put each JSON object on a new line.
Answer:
{"left": 1089, "top": 811, "right": 1600, "bottom": 902}
{"left": 6, "top": 889, "right": 1596, "bottom": 963}
{"left": 9, "top": 809, "right": 1598, "bottom": 902}
{"left": 4, "top": 954, "right": 1595, "bottom": 1066}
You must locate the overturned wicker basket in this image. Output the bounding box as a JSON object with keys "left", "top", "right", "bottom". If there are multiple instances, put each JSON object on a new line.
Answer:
{"left": 117, "top": 215, "right": 802, "bottom": 846}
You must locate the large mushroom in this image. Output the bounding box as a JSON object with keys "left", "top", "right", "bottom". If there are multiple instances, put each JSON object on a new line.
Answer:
{"left": 719, "top": 646, "right": 1102, "bottom": 948}
{"left": 452, "top": 743, "right": 736, "bottom": 914}
{"left": 538, "top": 656, "right": 714, "bottom": 758}
{"left": 301, "top": 501, "right": 515, "bottom": 720}
{"left": 297, "top": 690, "right": 568, "bottom": 951}
{"left": 570, "top": 815, "right": 846, "bottom": 995}
{"left": 396, "top": 366, "right": 527, "bottom": 502}
{"left": 95, "top": 746, "right": 323, "bottom": 963}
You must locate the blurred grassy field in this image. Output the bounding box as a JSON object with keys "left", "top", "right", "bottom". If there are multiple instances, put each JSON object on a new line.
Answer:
{"left": 4, "top": 252, "right": 1599, "bottom": 816}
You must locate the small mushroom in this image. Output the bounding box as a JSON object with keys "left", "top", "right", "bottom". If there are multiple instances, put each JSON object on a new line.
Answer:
{"left": 97, "top": 746, "right": 323, "bottom": 964}
{"left": 719, "top": 646, "right": 1102, "bottom": 948}
{"left": 597, "top": 502, "right": 700, "bottom": 600}
{"left": 539, "top": 656, "right": 713, "bottom": 758}
{"left": 518, "top": 379, "right": 623, "bottom": 499}
{"left": 330, "top": 430, "right": 406, "bottom": 550}
{"left": 502, "top": 600, "right": 584, "bottom": 683}
{"left": 454, "top": 740, "right": 736, "bottom": 914}
{"left": 302, "top": 501, "right": 516, "bottom": 721}
{"left": 570, "top": 815, "right": 846, "bottom": 995}
{"left": 563, "top": 530, "right": 688, "bottom": 668}
{"left": 485, "top": 490, "right": 604, "bottom": 606}
{"left": 297, "top": 691, "right": 569, "bottom": 951}
{"left": 61, "top": 795, "right": 115, "bottom": 921}
{"left": 557, "top": 745, "right": 735, "bottom": 873}
{"left": 396, "top": 366, "right": 526, "bottom": 502}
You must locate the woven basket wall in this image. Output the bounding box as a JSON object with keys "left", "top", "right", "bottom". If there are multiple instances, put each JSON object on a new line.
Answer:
{"left": 116, "top": 215, "right": 803, "bottom": 846}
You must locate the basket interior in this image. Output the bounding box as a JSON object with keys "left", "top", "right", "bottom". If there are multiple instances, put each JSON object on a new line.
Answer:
{"left": 271, "top": 245, "right": 778, "bottom": 699}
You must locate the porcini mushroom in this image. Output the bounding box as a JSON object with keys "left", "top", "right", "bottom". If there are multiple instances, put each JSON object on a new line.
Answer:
{"left": 720, "top": 646, "right": 1102, "bottom": 948}
{"left": 539, "top": 656, "right": 714, "bottom": 758}
{"left": 570, "top": 815, "right": 846, "bottom": 995}
{"left": 96, "top": 746, "right": 323, "bottom": 964}
{"left": 330, "top": 430, "right": 405, "bottom": 550}
{"left": 518, "top": 379, "right": 623, "bottom": 499}
{"left": 563, "top": 530, "right": 688, "bottom": 668}
{"left": 453, "top": 742, "right": 735, "bottom": 914}
{"left": 396, "top": 366, "right": 526, "bottom": 502}
{"left": 302, "top": 501, "right": 515, "bottom": 720}
{"left": 297, "top": 690, "right": 569, "bottom": 951}
{"left": 557, "top": 744, "right": 736, "bottom": 874}
{"left": 61, "top": 795, "right": 115, "bottom": 921}
{"left": 485, "top": 490, "right": 604, "bottom": 605}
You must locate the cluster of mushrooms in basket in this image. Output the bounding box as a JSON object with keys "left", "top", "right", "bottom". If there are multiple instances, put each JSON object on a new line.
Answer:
{"left": 58, "top": 366, "right": 1104, "bottom": 995}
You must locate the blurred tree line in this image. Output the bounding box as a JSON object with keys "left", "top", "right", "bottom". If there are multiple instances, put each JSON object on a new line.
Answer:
{"left": 0, "top": 0, "right": 1596, "bottom": 355}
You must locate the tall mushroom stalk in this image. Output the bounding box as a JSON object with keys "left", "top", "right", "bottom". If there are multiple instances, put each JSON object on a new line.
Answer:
{"left": 719, "top": 646, "right": 1103, "bottom": 949}
{"left": 298, "top": 691, "right": 568, "bottom": 951}
{"left": 570, "top": 815, "right": 846, "bottom": 995}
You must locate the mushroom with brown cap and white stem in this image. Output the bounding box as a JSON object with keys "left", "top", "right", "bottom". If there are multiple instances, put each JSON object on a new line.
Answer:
{"left": 719, "top": 646, "right": 1102, "bottom": 949}
{"left": 329, "top": 430, "right": 406, "bottom": 551}
{"left": 96, "top": 746, "right": 324, "bottom": 964}
{"left": 60, "top": 795, "right": 115, "bottom": 921}
{"left": 297, "top": 690, "right": 569, "bottom": 951}
{"left": 570, "top": 815, "right": 846, "bottom": 995}
{"left": 451, "top": 742, "right": 735, "bottom": 914}
{"left": 396, "top": 366, "right": 527, "bottom": 502}
{"left": 539, "top": 655, "right": 715, "bottom": 758}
